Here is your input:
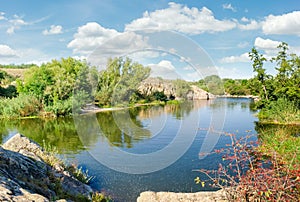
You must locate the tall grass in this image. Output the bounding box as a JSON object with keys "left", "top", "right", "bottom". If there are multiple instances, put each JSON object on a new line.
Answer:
{"left": 258, "top": 98, "right": 300, "bottom": 124}
{"left": 0, "top": 94, "right": 40, "bottom": 118}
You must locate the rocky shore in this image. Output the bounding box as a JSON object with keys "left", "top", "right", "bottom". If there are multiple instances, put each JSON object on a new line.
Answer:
{"left": 137, "top": 190, "right": 227, "bottom": 202}
{"left": 0, "top": 134, "right": 93, "bottom": 202}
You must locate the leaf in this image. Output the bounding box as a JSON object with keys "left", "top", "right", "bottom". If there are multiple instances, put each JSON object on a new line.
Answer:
{"left": 201, "top": 181, "right": 205, "bottom": 187}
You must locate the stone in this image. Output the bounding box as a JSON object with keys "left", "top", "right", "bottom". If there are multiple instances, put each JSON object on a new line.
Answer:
{"left": 137, "top": 190, "right": 228, "bottom": 202}
{"left": 138, "top": 78, "right": 214, "bottom": 100}
{"left": 0, "top": 133, "right": 93, "bottom": 201}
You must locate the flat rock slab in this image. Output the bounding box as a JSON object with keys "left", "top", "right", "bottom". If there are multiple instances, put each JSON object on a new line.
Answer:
{"left": 137, "top": 190, "right": 227, "bottom": 202}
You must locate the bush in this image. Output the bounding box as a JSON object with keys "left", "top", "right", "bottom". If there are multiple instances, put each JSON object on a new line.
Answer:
{"left": 195, "top": 133, "right": 300, "bottom": 201}
{"left": 44, "top": 98, "right": 73, "bottom": 117}
{"left": 258, "top": 98, "right": 300, "bottom": 124}
{"left": 0, "top": 94, "right": 40, "bottom": 118}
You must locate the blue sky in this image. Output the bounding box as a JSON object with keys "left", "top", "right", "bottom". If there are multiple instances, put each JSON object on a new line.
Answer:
{"left": 1, "top": 0, "right": 300, "bottom": 79}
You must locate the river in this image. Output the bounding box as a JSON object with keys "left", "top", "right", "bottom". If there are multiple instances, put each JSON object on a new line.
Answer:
{"left": 0, "top": 98, "right": 258, "bottom": 201}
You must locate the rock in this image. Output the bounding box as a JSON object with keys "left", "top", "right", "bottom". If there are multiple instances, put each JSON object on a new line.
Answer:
{"left": 138, "top": 78, "right": 214, "bottom": 100}
{"left": 137, "top": 190, "right": 227, "bottom": 202}
{"left": 0, "top": 133, "right": 93, "bottom": 201}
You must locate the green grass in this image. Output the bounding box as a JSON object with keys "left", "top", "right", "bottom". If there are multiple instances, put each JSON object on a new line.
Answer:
{"left": 258, "top": 126, "right": 300, "bottom": 168}
{"left": 258, "top": 98, "right": 300, "bottom": 124}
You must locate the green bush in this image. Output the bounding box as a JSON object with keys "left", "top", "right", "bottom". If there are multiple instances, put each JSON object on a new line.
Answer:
{"left": 0, "top": 94, "right": 40, "bottom": 118}
{"left": 258, "top": 98, "right": 300, "bottom": 123}
{"left": 44, "top": 98, "right": 73, "bottom": 117}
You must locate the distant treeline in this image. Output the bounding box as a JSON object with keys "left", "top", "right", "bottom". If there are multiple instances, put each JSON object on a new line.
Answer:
{"left": 0, "top": 64, "right": 38, "bottom": 69}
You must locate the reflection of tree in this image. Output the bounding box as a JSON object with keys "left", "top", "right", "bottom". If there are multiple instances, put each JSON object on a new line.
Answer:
{"left": 0, "top": 118, "right": 97, "bottom": 154}
{"left": 209, "top": 98, "right": 254, "bottom": 110}
{"left": 96, "top": 109, "right": 152, "bottom": 148}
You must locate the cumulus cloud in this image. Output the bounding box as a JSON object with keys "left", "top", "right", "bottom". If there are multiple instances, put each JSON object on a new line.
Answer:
{"left": 0, "top": 44, "right": 18, "bottom": 58}
{"left": 148, "top": 60, "right": 179, "bottom": 79}
{"left": 254, "top": 37, "right": 281, "bottom": 50}
{"left": 262, "top": 11, "right": 300, "bottom": 36}
{"left": 222, "top": 3, "right": 236, "bottom": 12}
{"left": 220, "top": 52, "right": 250, "bottom": 63}
{"left": 6, "top": 15, "right": 28, "bottom": 34}
{"left": 238, "top": 18, "right": 261, "bottom": 30}
{"left": 43, "top": 25, "right": 63, "bottom": 35}
{"left": 125, "top": 2, "right": 236, "bottom": 34}
{"left": 67, "top": 22, "right": 120, "bottom": 55}
{"left": 0, "top": 12, "right": 5, "bottom": 20}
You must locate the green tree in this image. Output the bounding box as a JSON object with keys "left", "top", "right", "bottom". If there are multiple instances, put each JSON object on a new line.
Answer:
{"left": 16, "top": 57, "right": 94, "bottom": 116}
{"left": 96, "top": 57, "right": 150, "bottom": 106}
{"left": 249, "top": 47, "right": 270, "bottom": 103}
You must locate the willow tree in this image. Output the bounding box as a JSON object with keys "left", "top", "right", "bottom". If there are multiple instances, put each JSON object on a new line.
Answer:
{"left": 96, "top": 57, "right": 151, "bottom": 106}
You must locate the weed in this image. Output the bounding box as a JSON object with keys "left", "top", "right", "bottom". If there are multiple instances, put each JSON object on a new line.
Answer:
{"left": 195, "top": 133, "right": 300, "bottom": 201}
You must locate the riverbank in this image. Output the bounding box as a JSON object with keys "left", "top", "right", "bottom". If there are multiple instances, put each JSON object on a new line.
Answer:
{"left": 137, "top": 190, "right": 227, "bottom": 202}
{"left": 0, "top": 133, "right": 108, "bottom": 201}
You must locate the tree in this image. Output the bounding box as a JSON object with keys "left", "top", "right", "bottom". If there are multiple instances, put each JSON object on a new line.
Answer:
{"left": 249, "top": 47, "right": 269, "bottom": 103}
{"left": 17, "top": 57, "right": 95, "bottom": 116}
{"left": 96, "top": 57, "right": 150, "bottom": 106}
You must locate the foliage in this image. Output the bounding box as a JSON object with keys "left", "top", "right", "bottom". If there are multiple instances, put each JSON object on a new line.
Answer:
{"left": 249, "top": 43, "right": 300, "bottom": 110}
{"left": 15, "top": 57, "right": 96, "bottom": 117}
{"left": 92, "top": 192, "right": 112, "bottom": 202}
{"left": 0, "top": 94, "right": 40, "bottom": 118}
{"left": 223, "top": 79, "right": 251, "bottom": 95}
{"left": 258, "top": 98, "right": 300, "bottom": 124}
{"left": 195, "top": 75, "right": 224, "bottom": 95}
{"left": 95, "top": 57, "right": 150, "bottom": 107}
{"left": 66, "top": 165, "right": 95, "bottom": 184}
{"left": 0, "top": 63, "right": 37, "bottom": 69}
{"left": 256, "top": 124, "right": 300, "bottom": 166}
{"left": 196, "top": 133, "right": 300, "bottom": 201}
{"left": 0, "top": 70, "right": 18, "bottom": 98}
{"left": 172, "top": 79, "right": 191, "bottom": 99}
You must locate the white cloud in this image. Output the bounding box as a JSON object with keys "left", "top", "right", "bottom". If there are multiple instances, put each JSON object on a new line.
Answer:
{"left": 67, "top": 22, "right": 120, "bottom": 55}
{"left": 7, "top": 15, "right": 28, "bottom": 34}
{"left": 220, "top": 52, "right": 250, "bottom": 63}
{"left": 254, "top": 37, "right": 280, "bottom": 50}
{"left": 262, "top": 11, "right": 300, "bottom": 36}
{"left": 241, "top": 17, "right": 249, "bottom": 22}
{"left": 43, "top": 25, "right": 63, "bottom": 35}
{"left": 0, "top": 12, "right": 5, "bottom": 20}
{"left": 222, "top": 3, "right": 236, "bottom": 12}
{"left": 237, "top": 42, "right": 249, "bottom": 48}
{"left": 238, "top": 19, "right": 261, "bottom": 30}
{"left": 0, "top": 44, "right": 18, "bottom": 58}
{"left": 148, "top": 60, "right": 179, "bottom": 79}
{"left": 125, "top": 2, "right": 236, "bottom": 34}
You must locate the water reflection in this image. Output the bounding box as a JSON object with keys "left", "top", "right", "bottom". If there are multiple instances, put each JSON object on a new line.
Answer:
{"left": 0, "top": 118, "right": 88, "bottom": 154}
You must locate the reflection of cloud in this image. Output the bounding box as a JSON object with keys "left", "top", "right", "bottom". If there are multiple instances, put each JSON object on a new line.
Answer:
{"left": 125, "top": 2, "right": 236, "bottom": 34}
{"left": 43, "top": 25, "right": 63, "bottom": 35}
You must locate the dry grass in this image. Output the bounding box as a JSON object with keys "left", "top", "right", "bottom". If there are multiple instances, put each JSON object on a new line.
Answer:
{"left": 0, "top": 68, "right": 27, "bottom": 78}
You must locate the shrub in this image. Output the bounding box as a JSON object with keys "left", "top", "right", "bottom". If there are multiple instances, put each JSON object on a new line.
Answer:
{"left": 0, "top": 94, "right": 40, "bottom": 118}
{"left": 258, "top": 98, "right": 300, "bottom": 124}
{"left": 195, "top": 133, "right": 300, "bottom": 201}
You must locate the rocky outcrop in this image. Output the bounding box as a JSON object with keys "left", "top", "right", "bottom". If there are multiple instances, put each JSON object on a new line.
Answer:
{"left": 137, "top": 190, "right": 227, "bottom": 202}
{"left": 187, "top": 85, "right": 215, "bottom": 100}
{"left": 138, "top": 78, "right": 176, "bottom": 99}
{"left": 0, "top": 134, "right": 92, "bottom": 202}
{"left": 138, "top": 78, "right": 214, "bottom": 100}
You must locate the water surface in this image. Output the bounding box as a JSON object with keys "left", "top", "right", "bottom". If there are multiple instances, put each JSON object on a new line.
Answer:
{"left": 0, "top": 98, "right": 259, "bottom": 201}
